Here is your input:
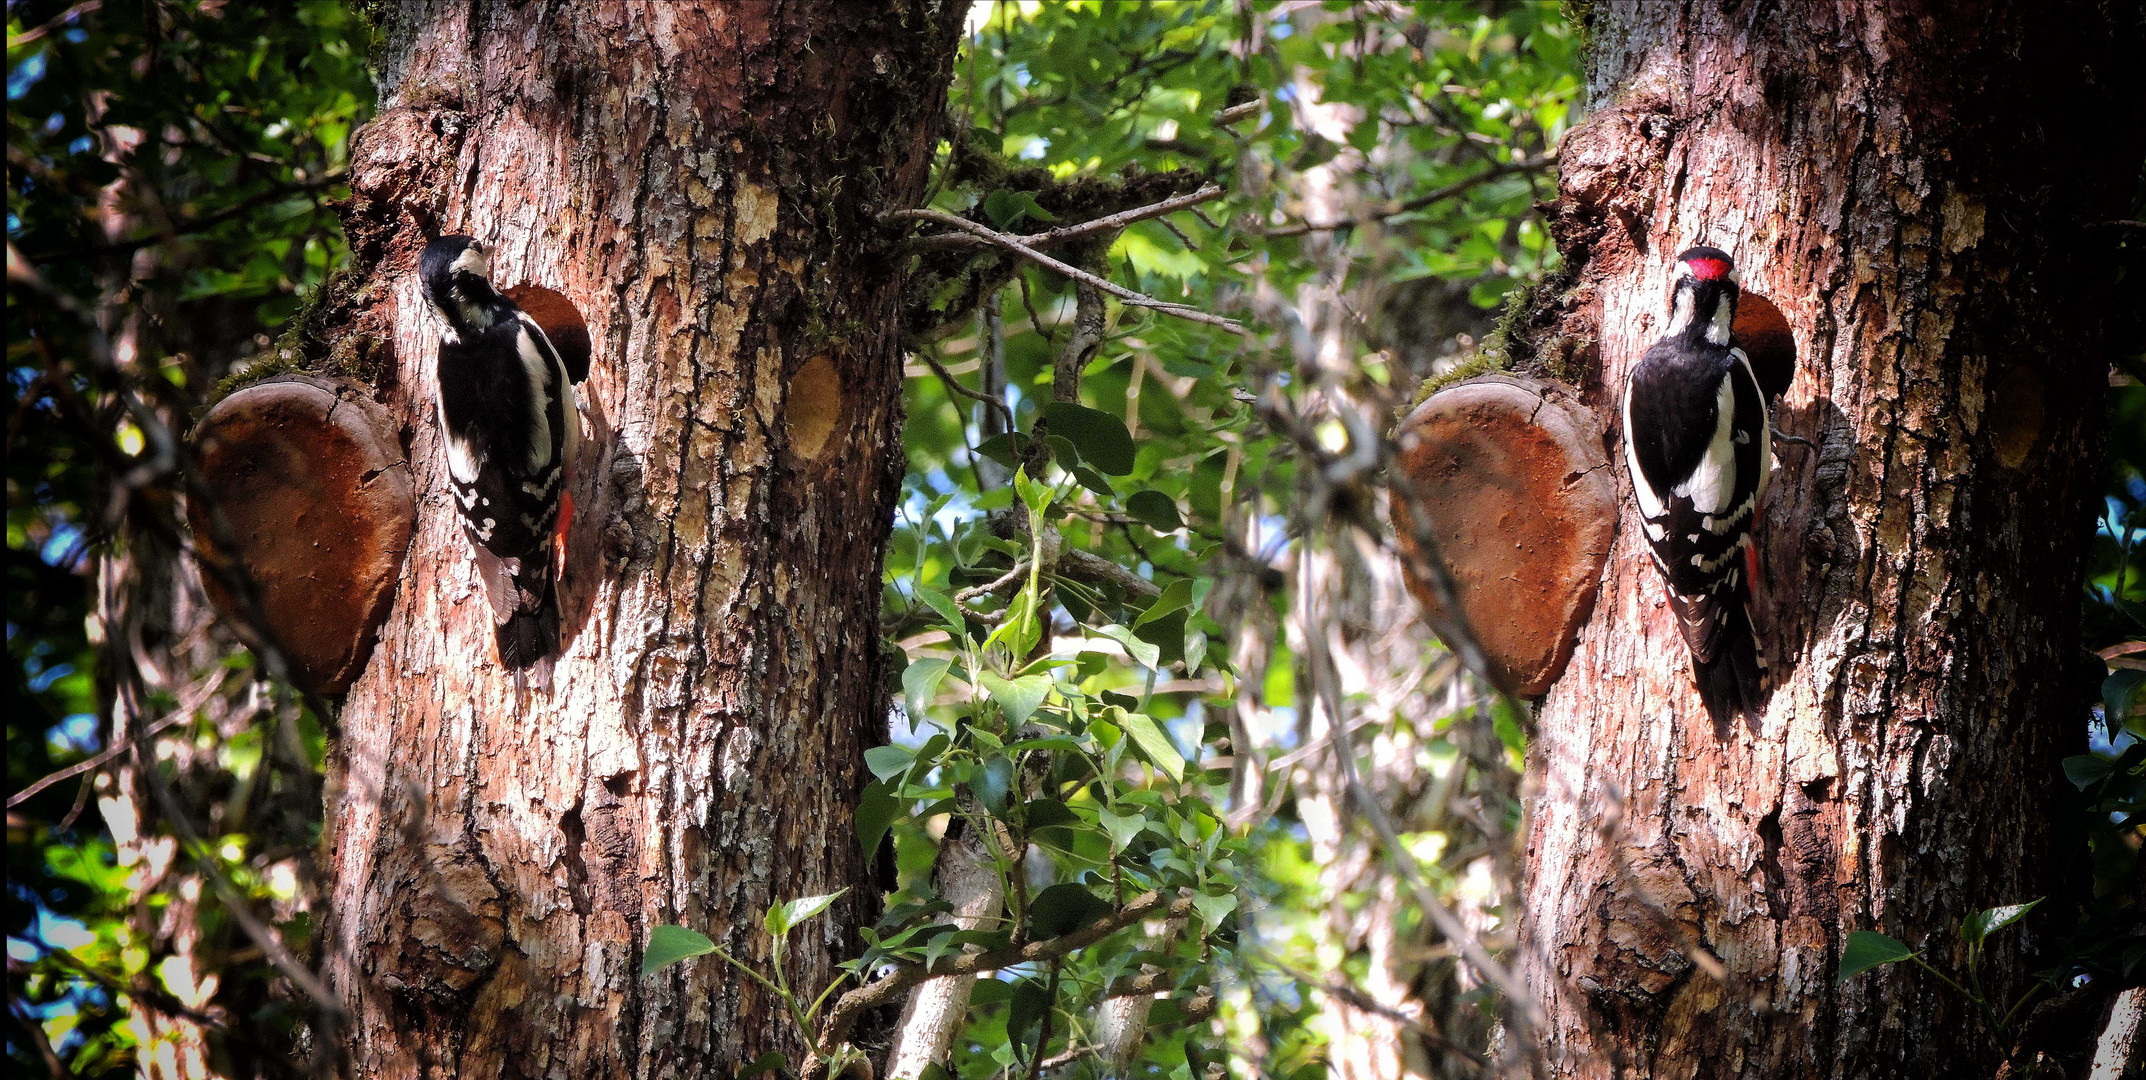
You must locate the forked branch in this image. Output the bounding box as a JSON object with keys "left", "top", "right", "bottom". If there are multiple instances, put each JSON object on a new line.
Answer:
{"left": 888, "top": 207, "right": 1245, "bottom": 333}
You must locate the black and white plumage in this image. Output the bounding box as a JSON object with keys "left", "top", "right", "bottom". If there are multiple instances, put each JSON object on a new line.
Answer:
{"left": 1622, "top": 246, "right": 1772, "bottom": 726}
{"left": 420, "top": 235, "right": 583, "bottom": 671}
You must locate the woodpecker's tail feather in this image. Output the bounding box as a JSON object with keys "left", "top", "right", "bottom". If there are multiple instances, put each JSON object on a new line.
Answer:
{"left": 472, "top": 544, "right": 561, "bottom": 674}
{"left": 496, "top": 597, "right": 559, "bottom": 671}
{"left": 1665, "top": 586, "right": 1767, "bottom": 731}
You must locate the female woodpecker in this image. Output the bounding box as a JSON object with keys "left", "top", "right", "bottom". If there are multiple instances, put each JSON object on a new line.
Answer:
{"left": 420, "top": 235, "right": 584, "bottom": 671}
{"left": 1621, "top": 246, "right": 1771, "bottom": 725}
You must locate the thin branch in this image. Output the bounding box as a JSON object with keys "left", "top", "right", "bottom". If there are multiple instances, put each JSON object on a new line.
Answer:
{"left": 7, "top": 666, "right": 223, "bottom": 808}
{"left": 954, "top": 560, "right": 1031, "bottom": 604}
{"left": 1056, "top": 547, "right": 1163, "bottom": 603}
{"left": 912, "top": 185, "right": 1225, "bottom": 251}
{"left": 1263, "top": 957, "right": 1494, "bottom": 1073}
{"left": 915, "top": 347, "right": 1015, "bottom": 434}
{"left": 7, "top": 0, "right": 102, "bottom": 47}
{"left": 1036, "top": 988, "right": 1215, "bottom": 1071}
{"left": 886, "top": 209, "right": 1245, "bottom": 333}
{"left": 1214, "top": 100, "right": 1263, "bottom": 126}
{"left": 1260, "top": 155, "right": 1555, "bottom": 238}
{"left": 35, "top": 171, "right": 349, "bottom": 261}
{"left": 816, "top": 889, "right": 1191, "bottom": 1062}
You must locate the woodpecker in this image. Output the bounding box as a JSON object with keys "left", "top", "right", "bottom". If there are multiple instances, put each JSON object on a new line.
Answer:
{"left": 1622, "top": 245, "right": 1771, "bottom": 725}
{"left": 420, "top": 235, "right": 583, "bottom": 672}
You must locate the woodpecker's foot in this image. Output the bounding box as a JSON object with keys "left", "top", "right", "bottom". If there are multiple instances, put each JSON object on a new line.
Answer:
{"left": 1771, "top": 427, "right": 1818, "bottom": 450}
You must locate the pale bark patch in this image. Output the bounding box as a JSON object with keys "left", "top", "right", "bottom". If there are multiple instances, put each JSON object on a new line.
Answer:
{"left": 786, "top": 354, "right": 843, "bottom": 462}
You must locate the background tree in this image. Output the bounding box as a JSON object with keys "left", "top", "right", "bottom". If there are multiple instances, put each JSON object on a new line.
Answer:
{"left": 1512, "top": 1, "right": 2144, "bottom": 1076}
{"left": 304, "top": 2, "right": 963, "bottom": 1075}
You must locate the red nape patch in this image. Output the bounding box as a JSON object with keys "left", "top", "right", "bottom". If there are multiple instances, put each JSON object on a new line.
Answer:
{"left": 1686, "top": 257, "right": 1732, "bottom": 281}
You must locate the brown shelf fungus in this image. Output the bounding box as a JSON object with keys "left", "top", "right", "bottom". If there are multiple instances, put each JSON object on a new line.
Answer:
{"left": 188, "top": 375, "right": 413, "bottom": 694}
{"left": 1391, "top": 374, "right": 1617, "bottom": 696}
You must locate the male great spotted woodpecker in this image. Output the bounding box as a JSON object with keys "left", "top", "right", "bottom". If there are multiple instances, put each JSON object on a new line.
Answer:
{"left": 420, "top": 235, "right": 584, "bottom": 671}
{"left": 1622, "top": 246, "right": 1770, "bottom": 725}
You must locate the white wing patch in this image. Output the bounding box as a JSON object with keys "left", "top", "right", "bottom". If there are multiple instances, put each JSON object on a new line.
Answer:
{"left": 1735, "top": 347, "right": 1772, "bottom": 506}
{"left": 514, "top": 325, "right": 554, "bottom": 470}
{"left": 436, "top": 380, "right": 484, "bottom": 485}
{"left": 519, "top": 311, "right": 581, "bottom": 467}
{"left": 1622, "top": 379, "right": 1668, "bottom": 520}
{"left": 1674, "top": 371, "right": 1739, "bottom": 515}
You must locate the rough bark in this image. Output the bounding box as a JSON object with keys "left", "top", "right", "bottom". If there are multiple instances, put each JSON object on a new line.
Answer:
{"left": 313, "top": 4, "right": 962, "bottom": 1076}
{"left": 1518, "top": 2, "right": 2142, "bottom": 1076}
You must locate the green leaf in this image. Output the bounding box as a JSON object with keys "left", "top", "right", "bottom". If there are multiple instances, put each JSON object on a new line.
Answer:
{"left": 1126, "top": 490, "right": 1183, "bottom": 531}
{"left": 1962, "top": 899, "right": 2041, "bottom": 946}
{"left": 902, "top": 657, "right": 952, "bottom": 720}
{"left": 2105, "top": 668, "right": 2145, "bottom": 723}
{"left": 1182, "top": 627, "right": 1209, "bottom": 675}
{"left": 1837, "top": 930, "right": 1915, "bottom": 982}
{"left": 1040, "top": 401, "right": 1136, "bottom": 474}
{"left": 2063, "top": 754, "right": 2114, "bottom": 791}
{"left": 1134, "top": 577, "right": 1194, "bottom": 628}
{"left": 1029, "top": 882, "right": 1112, "bottom": 939}
{"left": 981, "top": 189, "right": 1057, "bottom": 228}
{"left": 1007, "top": 975, "right": 1050, "bottom": 1045}
{"left": 642, "top": 924, "right": 716, "bottom": 976}
{"left": 1013, "top": 465, "right": 1054, "bottom": 516}
{"left": 975, "top": 754, "right": 1016, "bottom": 816}
{"left": 1119, "top": 710, "right": 1185, "bottom": 782}
{"left": 768, "top": 890, "right": 847, "bottom": 937}
{"left": 865, "top": 744, "right": 915, "bottom": 782}
{"left": 1023, "top": 798, "right": 1080, "bottom": 832}
{"left": 1071, "top": 464, "right": 1116, "bottom": 498}
{"left": 915, "top": 587, "right": 966, "bottom": 633}
{"left": 1191, "top": 890, "right": 1237, "bottom": 931}
{"left": 857, "top": 778, "right": 899, "bottom": 859}
{"left": 1094, "top": 623, "right": 1162, "bottom": 670}
{"left": 981, "top": 673, "right": 1052, "bottom": 726}
{"left": 975, "top": 432, "right": 1031, "bottom": 470}
{"left": 1100, "top": 807, "right": 1148, "bottom": 852}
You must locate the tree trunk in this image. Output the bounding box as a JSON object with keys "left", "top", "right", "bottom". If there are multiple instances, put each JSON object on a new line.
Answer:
{"left": 1518, "top": 2, "right": 2141, "bottom": 1076}
{"left": 313, "top": 4, "right": 961, "bottom": 1075}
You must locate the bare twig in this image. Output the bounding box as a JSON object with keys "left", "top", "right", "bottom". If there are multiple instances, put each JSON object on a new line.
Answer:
{"left": 916, "top": 347, "right": 1016, "bottom": 435}
{"left": 1056, "top": 547, "right": 1163, "bottom": 604}
{"left": 886, "top": 208, "right": 1245, "bottom": 333}
{"left": 1214, "top": 100, "right": 1263, "bottom": 126}
{"left": 1260, "top": 155, "right": 1555, "bottom": 238}
{"left": 7, "top": 666, "right": 224, "bottom": 808}
{"left": 1053, "top": 280, "right": 1106, "bottom": 402}
{"left": 1262, "top": 956, "right": 1495, "bottom": 1074}
{"left": 954, "top": 560, "right": 1032, "bottom": 604}
{"left": 7, "top": 0, "right": 102, "bottom": 48}
{"left": 1301, "top": 553, "right": 1544, "bottom": 1046}
{"left": 914, "top": 184, "right": 1225, "bottom": 252}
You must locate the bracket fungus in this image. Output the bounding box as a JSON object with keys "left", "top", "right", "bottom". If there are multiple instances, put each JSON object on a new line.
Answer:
{"left": 188, "top": 375, "right": 413, "bottom": 694}
{"left": 1391, "top": 374, "right": 1617, "bottom": 696}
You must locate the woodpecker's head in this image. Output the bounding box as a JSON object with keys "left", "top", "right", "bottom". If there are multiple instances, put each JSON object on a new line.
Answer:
{"left": 1667, "top": 245, "right": 1740, "bottom": 346}
{"left": 420, "top": 235, "right": 504, "bottom": 338}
